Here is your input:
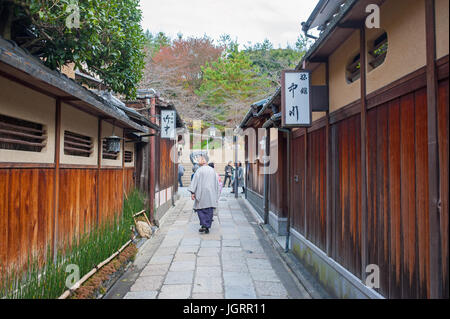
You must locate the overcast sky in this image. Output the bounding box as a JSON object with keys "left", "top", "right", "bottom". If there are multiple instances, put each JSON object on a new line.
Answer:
{"left": 140, "top": 0, "right": 318, "bottom": 48}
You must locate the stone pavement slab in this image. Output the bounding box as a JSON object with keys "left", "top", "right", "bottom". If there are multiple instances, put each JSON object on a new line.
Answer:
{"left": 109, "top": 191, "right": 311, "bottom": 300}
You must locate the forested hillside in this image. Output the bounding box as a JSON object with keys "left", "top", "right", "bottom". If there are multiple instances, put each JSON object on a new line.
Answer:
{"left": 141, "top": 31, "right": 309, "bottom": 127}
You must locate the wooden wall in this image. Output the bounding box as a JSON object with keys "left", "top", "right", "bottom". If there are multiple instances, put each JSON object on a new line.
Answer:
{"left": 157, "top": 137, "right": 176, "bottom": 191}
{"left": 0, "top": 169, "right": 55, "bottom": 268}
{"left": 284, "top": 60, "right": 449, "bottom": 298}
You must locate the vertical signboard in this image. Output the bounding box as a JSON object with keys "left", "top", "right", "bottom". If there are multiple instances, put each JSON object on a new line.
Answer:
{"left": 161, "top": 110, "right": 176, "bottom": 139}
{"left": 281, "top": 70, "right": 312, "bottom": 127}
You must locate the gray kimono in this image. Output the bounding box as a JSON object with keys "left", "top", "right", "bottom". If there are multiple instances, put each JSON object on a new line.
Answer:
{"left": 188, "top": 165, "right": 220, "bottom": 210}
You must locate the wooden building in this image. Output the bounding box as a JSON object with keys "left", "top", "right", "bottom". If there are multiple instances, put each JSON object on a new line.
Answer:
{"left": 0, "top": 37, "right": 180, "bottom": 271}
{"left": 240, "top": 0, "right": 448, "bottom": 299}
{"left": 125, "top": 92, "right": 184, "bottom": 222}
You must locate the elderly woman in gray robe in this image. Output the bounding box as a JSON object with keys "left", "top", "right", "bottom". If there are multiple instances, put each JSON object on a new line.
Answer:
{"left": 187, "top": 156, "right": 221, "bottom": 234}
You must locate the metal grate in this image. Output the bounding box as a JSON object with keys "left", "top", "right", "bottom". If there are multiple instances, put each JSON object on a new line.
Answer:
{"left": 64, "top": 131, "right": 93, "bottom": 157}
{"left": 0, "top": 114, "right": 47, "bottom": 152}
{"left": 124, "top": 150, "right": 133, "bottom": 163}
{"left": 368, "top": 33, "right": 388, "bottom": 70}
{"left": 102, "top": 140, "right": 119, "bottom": 160}
{"left": 346, "top": 53, "right": 361, "bottom": 83}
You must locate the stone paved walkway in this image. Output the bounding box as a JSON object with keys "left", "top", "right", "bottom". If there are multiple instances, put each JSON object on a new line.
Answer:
{"left": 106, "top": 188, "right": 310, "bottom": 299}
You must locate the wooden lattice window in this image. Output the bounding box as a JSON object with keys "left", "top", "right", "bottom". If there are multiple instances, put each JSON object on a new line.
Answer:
{"left": 64, "top": 131, "right": 93, "bottom": 157}
{"left": 368, "top": 32, "right": 388, "bottom": 70}
{"left": 0, "top": 114, "right": 46, "bottom": 152}
{"left": 124, "top": 150, "right": 133, "bottom": 163}
{"left": 346, "top": 53, "right": 361, "bottom": 83}
{"left": 102, "top": 140, "right": 119, "bottom": 160}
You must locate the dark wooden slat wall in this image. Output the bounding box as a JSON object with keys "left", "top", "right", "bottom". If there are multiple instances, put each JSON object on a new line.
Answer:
{"left": 0, "top": 169, "right": 55, "bottom": 269}
{"left": 158, "top": 138, "right": 176, "bottom": 191}
{"left": 291, "top": 134, "right": 305, "bottom": 233}
{"left": 286, "top": 80, "right": 448, "bottom": 298}
{"left": 437, "top": 79, "right": 449, "bottom": 299}
{"left": 332, "top": 114, "right": 362, "bottom": 278}
{"left": 305, "top": 128, "right": 327, "bottom": 251}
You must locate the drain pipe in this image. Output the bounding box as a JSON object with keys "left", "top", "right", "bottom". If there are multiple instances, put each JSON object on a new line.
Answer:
{"left": 278, "top": 127, "right": 292, "bottom": 253}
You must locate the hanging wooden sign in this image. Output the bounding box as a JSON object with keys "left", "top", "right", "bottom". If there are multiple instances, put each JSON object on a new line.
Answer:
{"left": 160, "top": 110, "right": 176, "bottom": 139}
{"left": 281, "top": 70, "right": 312, "bottom": 127}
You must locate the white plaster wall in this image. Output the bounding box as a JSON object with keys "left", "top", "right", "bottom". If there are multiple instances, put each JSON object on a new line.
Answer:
{"left": 0, "top": 76, "right": 55, "bottom": 163}
{"left": 60, "top": 103, "right": 98, "bottom": 165}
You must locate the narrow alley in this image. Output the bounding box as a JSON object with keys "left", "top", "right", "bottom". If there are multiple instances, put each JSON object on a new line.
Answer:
{"left": 105, "top": 189, "right": 312, "bottom": 299}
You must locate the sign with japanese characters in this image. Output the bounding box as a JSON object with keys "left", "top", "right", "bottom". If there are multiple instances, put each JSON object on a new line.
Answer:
{"left": 160, "top": 110, "right": 176, "bottom": 139}
{"left": 281, "top": 70, "right": 312, "bottom": 127}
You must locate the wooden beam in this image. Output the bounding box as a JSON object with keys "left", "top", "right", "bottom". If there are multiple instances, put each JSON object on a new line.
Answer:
{"left": 338, "top": 20, "right": 363, "bottom": 29}
{"left": 425, "top": 0, "right": 442, "bottom": 299}
{"left": 360, "top": 26, "right": 369, "bottom": 282}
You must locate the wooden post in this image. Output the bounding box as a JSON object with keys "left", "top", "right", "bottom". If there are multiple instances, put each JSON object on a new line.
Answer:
{"left": 325, "top": 60, "right": 332, "bottom": 256}
{"left": 304, "top": 129, "right": 308, "bottom": 239}
{"left": 149, "top": 98, "right": 156, "bottom": 222}
{"left": 360, "top": 26, "right": 369, "bottom": 282}
{"left": 97, "top": 119, "right": 102, "bottom": 226}
{"left": 263, "top": 128, "right": 270, "bottom": 225}
{"left": 52, "top": 98, "right": 61, "bottom": 262}
{"left": 425, "top": 0, "right": 442, "bottom": 299}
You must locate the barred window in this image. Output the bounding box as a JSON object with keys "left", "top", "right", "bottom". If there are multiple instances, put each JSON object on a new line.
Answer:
{"left": 64, "top": 131, "right": 93, "bottom": 157}
{"left": 124, "top": 150, "right": 133, "bottom": 163}
{"left": 368, "top": 32, "right": 388, "bottom": 70}
{"left": 0, "top": 114, "right": 46, "bottom": 152}
{"left": 346, "top": 53, "right": 361, "bottom": 83}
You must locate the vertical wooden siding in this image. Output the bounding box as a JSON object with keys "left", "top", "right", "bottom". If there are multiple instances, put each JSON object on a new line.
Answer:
{"left": 0, "top": 169, "right": 55, "bottom": 269}
{"left": 124, "top": 167, "right": 135, "bottom": 194}
{"left": 98, "top": 169, "right": 124, "bottom": 225}
{"left": 365, "top": 88, "right": 432, "bottom": 298}
{"left": 437, "top": 79, "right": 449, "bottom": 298}
{"left": 331, "top": 114, "right": 362, "bottom": 279}
{"left": 306, "top": 127, "right": 327, "bottom": 251}
{"left": 159, "top": 138, "right": 176, "bottom": 191}
{"left": 291, "top": 134, "right": 305, "bottom": 233}
{"left": 58, "top": 169, "right": 97, "bottom": 245}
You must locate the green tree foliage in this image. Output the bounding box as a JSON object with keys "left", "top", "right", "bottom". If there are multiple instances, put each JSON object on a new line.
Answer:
{"left": 244, "top": 37, "right": 308, "bottom": 86}
{"left": 0, "top": 0, "right": 146, "bottom": 98}
{"left": 144, "top": 30, "right": 171, "bottom": 57}
{"left": 196, "top": 41, "right": 271, "bottom": 108}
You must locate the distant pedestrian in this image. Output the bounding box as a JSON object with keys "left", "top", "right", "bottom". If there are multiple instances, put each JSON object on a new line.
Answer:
{"left": 188, "top": 156, "right": 221, "bottom": 234}
{"left": 223, "top": 161, "right": 233, "bottom": 187}
{"left": 178, "top": 163, "right": 185, "bottom": 187}
{"left": 231, "top": 161, "right": 245, "bottom": 194}
{"left": 191, "top": 162, "right": 199, "bottom": 181}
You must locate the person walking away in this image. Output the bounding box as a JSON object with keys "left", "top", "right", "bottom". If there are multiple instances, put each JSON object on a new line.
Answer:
{"left": 223, "top": 161, "right": 233, "bottom": 187}
{"left": 188, "top": 156, "right": 220, "bottom": 234}
{"left": 178, "top": 163, "right": 185, "bottom": 187}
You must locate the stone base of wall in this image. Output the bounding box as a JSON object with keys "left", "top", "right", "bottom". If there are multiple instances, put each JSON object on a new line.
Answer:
{"left": 246, "top": 189, "right": 287, "bottom": 236}
{"left": 289, "top": 228, "right": 384, "bottom": 299}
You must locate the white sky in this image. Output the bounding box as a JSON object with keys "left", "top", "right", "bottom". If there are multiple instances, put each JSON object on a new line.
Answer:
{"left": 140, "top": 0, "right": 319, "bottom": 48}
